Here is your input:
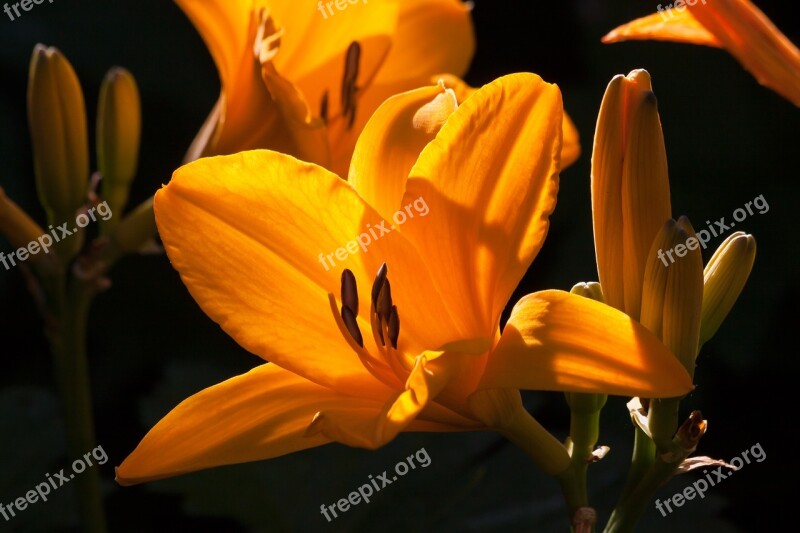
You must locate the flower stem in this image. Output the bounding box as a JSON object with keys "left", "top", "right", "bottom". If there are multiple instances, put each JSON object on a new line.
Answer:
{"left": 49, "top": 277, "right": 107, "bottom": 533}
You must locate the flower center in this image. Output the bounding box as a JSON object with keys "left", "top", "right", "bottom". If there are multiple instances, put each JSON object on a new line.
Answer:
{"left": 333, "top": 263, "right": 408, "bottom": 388}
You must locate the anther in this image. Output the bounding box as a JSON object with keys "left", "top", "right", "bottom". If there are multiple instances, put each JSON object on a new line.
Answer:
{"left": 341, "top": 269, "right": 358, "bottom": 316}
{"left": 377, "top": 279, "right": 392, "bottom": 322}
{"left": 320, "top": 90, "right": 329, "bottom": 124}
{"left": 388, "top": 305, "right": 400, "bottom": 349}
{"left": 341, "top": 41, "right": 361, "bottom": 129}
{"left": 340, "top": 305, "right": 364, "bottom": 347}
{"left": 371, "top": 263, "right": 388, "bottom": 309}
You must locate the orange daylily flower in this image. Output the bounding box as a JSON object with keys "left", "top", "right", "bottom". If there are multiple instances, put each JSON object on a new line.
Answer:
{"left": 178, "top": 0, "right": 475, "bottom": 176}
{"left": 602, "top": 0, "right": 800, "bottom": 106}
{"left": 117, "top": 74, "right": 692, "bottom": 485}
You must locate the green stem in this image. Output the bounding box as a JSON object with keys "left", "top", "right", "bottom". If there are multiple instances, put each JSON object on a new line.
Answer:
{"left": 603, "top": 453, "right": 680, "bottom": 532}
{"left": 616, "top": 425, "right": 655, "bottom": 505}
{"left": 560, "top": 393, "right": 605, "bottom": 531}
{"left": 49, "top": 277, "right": 107, "bottom": 533}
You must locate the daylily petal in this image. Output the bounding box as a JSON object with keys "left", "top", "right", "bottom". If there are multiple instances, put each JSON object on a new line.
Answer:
{"left": 116, "top": 364, "right": 368, "bottom": 485}
{"left": 479, "top": 290, "right": 694, "bottom": 398}
{"left": 349, "top": 83, "right": 453, "bottom": 220}
{"left": 175, "top": 0, "right": 252, "bottom": 100}
{"left": 373, "top": 0, "right": 475, "bottom": 86}
{"left": 603, "top": 1, "right": 800, "bottom": 106}
{"left": 602, "top": 10, "right": 721, "bottom": 47}
{"left": 429, "top": 74, "right": 582, "bottom": 170}
{"left": 305, "top": 352, "right": 460, "bottom": 448}
{"left": 686, "top": 0, "right": 800, "bottom": 106}
{"left": 402, "top": 73, "right": 563, "bottom": 335}
{"left": 156, "top": 151, "right": 386, "bottom": 393}
{"left": 561, "top": 111, "right": 581, "bottom": 169}
{"left": 259, "top": 62, "right": 330, "bottom": 168}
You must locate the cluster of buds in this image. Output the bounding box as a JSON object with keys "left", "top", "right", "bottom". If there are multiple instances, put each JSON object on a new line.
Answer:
{"left": 1, "top": 45, "right": 155, "bottom": 290}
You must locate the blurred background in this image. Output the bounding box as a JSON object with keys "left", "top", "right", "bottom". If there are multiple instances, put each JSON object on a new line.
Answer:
{"left": 1, "top": 0, "right": 798, "bottom": 531}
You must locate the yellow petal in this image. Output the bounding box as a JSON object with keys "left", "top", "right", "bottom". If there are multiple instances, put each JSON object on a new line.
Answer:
{"left": 156, "top": 151, "right": 383, "bottom": 393}
{"left": 349, "top": 83, "right": 451, "bottom": 220}
{"left": 373, "top": 0, "right": 474, "bottom": 86}
{"left": 305, "top": 352, "right": 460, "bottom": 448}
{"left": 478, "top": 290, "right": 694, "bottom": 398}
{"left": 686, "top": 0, "right": 800, "bottom": 106}
{"left": 403, "top": 73, "right": 563, "bottom": 336}
{"left": 259, "top": 61, "right": 330, "bottom": 168}
{"left": 175, "top": 0, "right": 252, "bottom": 105}
{"left": 602, "top": 9, "right": 721, "bottom": 47}
{"left": 116, "top": 364, "right": 371, "bottom": 485}
{"left": 428, "top": 74, "right": 582, "bottom": 170}
{"left": 561, "top": 110, "right": 581, "bottom": 169}
{"left": 603, "top": 1, "right": 800, "bottom": 106}
{"left": 620, "top": 90, "right": 672, "bottom": 319}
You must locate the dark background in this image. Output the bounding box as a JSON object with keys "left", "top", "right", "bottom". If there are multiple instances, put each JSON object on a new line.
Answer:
{"left": 1, "top": 0, "right": 798, "bottom": 531}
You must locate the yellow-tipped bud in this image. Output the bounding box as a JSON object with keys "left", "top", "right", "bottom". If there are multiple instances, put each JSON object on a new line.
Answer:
{"left": 570, "top": 281, "right": 604, "bottom": 302}
{"left": 0, "top": 187, "right": 58, "bottom": 275}
{"left": 97, "top": 67, "right": 141, "bottom": 233}
{"left": 640, "top": 217, "right": 703, "bottom": 378}
{"left": 700, "top": 232, "right": 756, "bottom": 345}
{"left": 592, "top": 69, "right": 671, "bottom": 318}
{"left": 27, "top": 45, "right": 88, "bottom": 226}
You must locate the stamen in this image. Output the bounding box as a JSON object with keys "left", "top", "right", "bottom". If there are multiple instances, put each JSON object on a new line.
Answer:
{"left": 371, "top": 263, "right": 388, "bottom": 309}
{"left": 340, "top": 305, "right": 364, "bottom": 347}
{"left": 253, "top": 8, "right": 284, "bottom": 64}
{"left": 320, "top": 90, "right": 329, "bottom": 124}
{"left": 388, "top": 305, "right": 400, "bottom": 349}
{"left": 377, "top": 279, "right": 392, "bottom": 322}
{"left": 341, "top": 41, "right": 361, "bottom": 129}
{"left": 340, "top": 269, "right": 358, "bottom": 316}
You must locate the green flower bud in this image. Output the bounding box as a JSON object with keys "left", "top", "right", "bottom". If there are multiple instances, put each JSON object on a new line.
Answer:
{"left": 97, "top": 67, "right": 141, "bottom": 233}
{"left": 700, "top": 232, "right": 756, "bottom": 346}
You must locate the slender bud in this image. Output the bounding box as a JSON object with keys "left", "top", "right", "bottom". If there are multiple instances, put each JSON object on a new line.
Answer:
{"left": 97, "top": 67, "right": 141, "bottom": 233}
{"left": 27, "top": 45, "right": 89, "bottom": 226}
{"left": 640, "top": 217, "right": 703, "bottom": 377}
{"left": 662, "top": 217, "right": 704, "bottom": 377}
{"left": 700, "top": 232, "right": 756, "bottom": 345}
{"left": 592, "top": 69, "right": 671, "bottom": 318}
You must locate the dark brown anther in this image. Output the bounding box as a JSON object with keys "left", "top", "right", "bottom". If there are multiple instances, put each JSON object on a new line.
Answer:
{"left": 341, "top": 41, "right": 360, "bottom": 129}
{"left": 371, "top": 263, "right": 388, "bottom": 310}
{"left": 387, "top": 305, "right": 400, "bottom": 349}
{"left": 341, "top": 269, "right": 358, "bottom": 316}
{"left": 377, "top": 279, "right": 392, "bottom": 321}
{"left": 320, "top": 90, "right": 329, "bottom": 125}
{"left": 340, "top": 305, "right": 364, "bottom": 347}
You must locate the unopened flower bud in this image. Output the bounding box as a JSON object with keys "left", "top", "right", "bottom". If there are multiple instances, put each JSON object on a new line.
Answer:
{"left": 700, "top": 232, "right": 756, "bottom": 345}
{"left": 97, "top": 67, "right": 141, "bottom": 233}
